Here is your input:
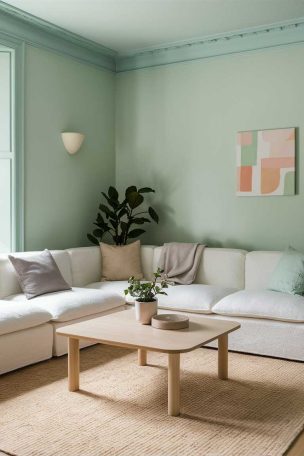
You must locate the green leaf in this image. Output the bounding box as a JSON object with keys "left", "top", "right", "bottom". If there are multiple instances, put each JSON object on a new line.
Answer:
{"left": 125, "top": 186, "right": 137, "bottom": 197}
{"left": 96, "top": 213, "right": 106, "bottom": 224}
{"left": 87, "top": 234, "right": 99, "bottom": 245}
{"left": 118, "top": 207, "right": 128, "bottom": 219}
{"left": 131, "top": 217, "right": 151, "bottom": 225}
{"left": 138, "top": 187, "right": 155, "bottom": 193}
{"left": 148, "top": 206, "right": 159, "bottom": 223}
{"left": 109, "top": 219, "right": 118, "bottom": 230}
{"left": 93, "top": 228, "right": 103, "bottom": 237}
{"left": 126, "top": 191, "right": 144, "bottom": 209}
{"left": 128, "top": 228, "right": 146, "bottom": 238}
{"left": 94, "top": 217, "right": 110, "bottom": 231}
{"left": 102, "top": 192, "right": 119, "bottom": 210}
{"left": 108, "top": 186, "right": 119, "bottom": 201}
{"left": 99, "top": 204, "right": 115, "bottom": 219}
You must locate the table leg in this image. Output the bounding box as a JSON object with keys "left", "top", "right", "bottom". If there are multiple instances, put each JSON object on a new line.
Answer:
{"left": 138, "top": 349, "right": 147, "bottom": 366}
{"left": 168, "top": 353, "right": 180, "bottom": 416}
{"left": 68, "top": 337, "right": 80, "bottom": 391}
{"left": 218, "top": 334, "right": 228, "bottom": 380}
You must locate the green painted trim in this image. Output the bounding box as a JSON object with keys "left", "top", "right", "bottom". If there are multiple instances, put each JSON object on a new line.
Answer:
{"left": 0, "top": 1, "right": 117, "bottom": 72}
{"left": 0, "top": 36, "right": 25, "bottom": 251}
{"left": 1, "top": 1, "right": 304, "bottom": 73}
{"left": 15, "top": 41, "right": 25, "bottom": 251}
{"left": 116, "top": 18, "right": 304, "bottom": 72}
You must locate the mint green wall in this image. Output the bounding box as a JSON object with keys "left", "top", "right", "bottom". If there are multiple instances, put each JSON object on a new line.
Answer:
{"left": 24, "top": 46, "right": 115, "bottom": 250}
{"left": 116, "top": 45, "right": 304, "bottom": 251}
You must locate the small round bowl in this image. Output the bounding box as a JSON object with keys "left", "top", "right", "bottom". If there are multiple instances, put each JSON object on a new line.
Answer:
{"left": 151, "top": 314, "right": 189, "bottom": 330}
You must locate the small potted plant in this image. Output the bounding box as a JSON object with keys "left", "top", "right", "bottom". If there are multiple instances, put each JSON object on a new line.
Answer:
{"left": 124, "top": 268, "right": 169, "bottom": 324}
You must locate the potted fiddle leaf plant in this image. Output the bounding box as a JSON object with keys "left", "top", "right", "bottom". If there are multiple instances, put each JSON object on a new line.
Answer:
{"left": 124, "top": 268, "right": 169, "bottom": 324}
{"left": 87, "top": 185, "right": 159, "bottom": 246}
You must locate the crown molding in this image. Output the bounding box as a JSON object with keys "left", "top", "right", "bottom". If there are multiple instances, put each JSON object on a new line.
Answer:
{"left": 116, "top": 18, "right": 304, "bottom": 72}
{"left": 1, "top": 2, "right": 304, "bottom": 73}
{"left": 0, "top": 1, "right": 117, "bottom": 71}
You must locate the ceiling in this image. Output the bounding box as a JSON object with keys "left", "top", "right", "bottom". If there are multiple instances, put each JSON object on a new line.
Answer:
{"left": 5, "top": 0, "right": 304, "bottom": 54}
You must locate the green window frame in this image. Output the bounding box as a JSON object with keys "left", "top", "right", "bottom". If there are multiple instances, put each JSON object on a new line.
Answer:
{"left": 0, "top": 36, "right": 24, "bottom": 252}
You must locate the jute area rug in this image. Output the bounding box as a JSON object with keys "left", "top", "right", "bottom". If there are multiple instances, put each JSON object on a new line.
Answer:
{"left": 0, "top": 345, "right": 304, "bottom": 456}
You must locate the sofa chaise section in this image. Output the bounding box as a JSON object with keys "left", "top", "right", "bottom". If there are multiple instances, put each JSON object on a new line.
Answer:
{"left": 209, "top": 250, "right": 304, "bottom": 361}
{"left": 205, "top": 314, "right": 304, "bottom": 361}
{"left": 5, "top": 289, "right": 126, "bottom": 356}
{"left": 0, "top": 300, "right": 53, "bottom": 374}
{"left": 1, "top": 250, "right": 126, "bottom": 358}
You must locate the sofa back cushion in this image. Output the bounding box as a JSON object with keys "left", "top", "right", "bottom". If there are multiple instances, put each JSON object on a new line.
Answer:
{"left": 67, "top": 245, "right": 156, "bottom": 286}
{"left": 0, "top": 250, "right": 72, "bottom": 299}
{"left": 245, "top": 251, "right": 282, "bottom": 290}
{"left": 153, "top": 247, "right": 247, "bottom": 289}
{"left": 66, "top": 246, "right": 102, "bottom": 287}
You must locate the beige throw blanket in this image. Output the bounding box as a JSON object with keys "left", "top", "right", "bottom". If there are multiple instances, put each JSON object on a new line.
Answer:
{"left": 158, "top": 242, "right": 205, "bottom": 285}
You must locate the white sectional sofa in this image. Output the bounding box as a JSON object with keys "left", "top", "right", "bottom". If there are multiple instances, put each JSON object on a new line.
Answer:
{"left": 0, "top": 245, "right": 303, "bottom": 374}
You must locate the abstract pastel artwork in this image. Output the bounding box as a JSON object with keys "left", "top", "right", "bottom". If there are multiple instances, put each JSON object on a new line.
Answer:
{"left": 237, "top": 128, "right": 295, "bottom": 196}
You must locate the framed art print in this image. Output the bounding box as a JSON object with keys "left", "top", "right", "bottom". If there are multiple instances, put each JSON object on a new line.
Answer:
{"left": 237, "top": 128, "right": 295, "bottom": 196}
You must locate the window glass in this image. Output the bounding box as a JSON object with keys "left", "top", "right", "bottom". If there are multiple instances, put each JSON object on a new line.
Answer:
{"left": 0, "top": 159, "right": 11, "bottom": 252}
{"left": 0, "top": 52, "right": 11, "bottom": 152}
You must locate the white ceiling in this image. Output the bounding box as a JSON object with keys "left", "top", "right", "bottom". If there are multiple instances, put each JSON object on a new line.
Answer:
{"left": 5, "top": 0, "right": 304, "bottom": 54}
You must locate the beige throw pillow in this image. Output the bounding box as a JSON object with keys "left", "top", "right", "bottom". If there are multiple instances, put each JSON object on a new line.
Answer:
{"left": 100, "top": 240, "right": 144, "bottom": 281}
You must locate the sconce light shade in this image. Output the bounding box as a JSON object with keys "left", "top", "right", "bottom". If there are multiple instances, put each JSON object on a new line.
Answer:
{"left": 61, "top": 132, "right": 85, "bottom": 155}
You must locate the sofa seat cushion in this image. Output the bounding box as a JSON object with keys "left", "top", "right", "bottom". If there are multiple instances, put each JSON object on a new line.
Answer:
{"left": 87, "top": 281, "right": 135, "bottom": 304}
{"left": 157, "top": 284, "right": 237, "bottom": 314}
{"left": 86, "top": 281, "right": 129, "bottom": 297}
{"left": 0, "top": 300, "right": 52, "bottom": 336}
{"left": 86, "top": 282, "right": 236, "bottom": 313}
{"left": 213, "top": 290, "right": 304, "bottom": 322}
{"left": 5, "top": 288, "right": 125, "bottom": 322}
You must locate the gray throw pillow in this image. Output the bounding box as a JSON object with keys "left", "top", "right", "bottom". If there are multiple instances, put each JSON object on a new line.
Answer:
{"left": 8, "top": 249, "right": 71, "bottom": 299}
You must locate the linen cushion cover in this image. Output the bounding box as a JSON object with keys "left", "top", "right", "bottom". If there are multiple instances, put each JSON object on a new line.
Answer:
{"left": 100, "top": 241, "right": 144, "bottom": 281}
{"left": 86, "top": 280, "right": 131, "bottom": 299}
{"left": 268, "top": 247, "right": 304, "bottom": 295}
{"left": 153, "top": 247, "right": 247, "bottom": 289}
{"left": 5, "top": 287, "right": 125, "bottom": 322}
{"left": 66, "top": 245, "right": 156, "bottom": 287}
{"left": 0, "top": 250, "right": 72, "bottom": 299}
{"left": 87, "top": 281, "right": 236, "bottom": 313}
{"left": 244, "top": 251, "right": 281, "bottom": 290}
{"left": 0, "top": 323, "right": 53, "bottom": 375}
{"left": 0, "top": 300, "right": 52, "bottom": 336}
{"left": 213, "top": 289, "right": 304, "bottom": 322}
{"left": 8, "top": 250, "right": 71, "bottom": 299}
{"left": 156, "top": 284, "right": 237, "bottom": 313}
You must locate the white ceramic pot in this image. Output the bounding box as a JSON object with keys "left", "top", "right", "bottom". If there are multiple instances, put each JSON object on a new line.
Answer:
{"left": 135, "top": 299, "right": 158, "bottom": 325}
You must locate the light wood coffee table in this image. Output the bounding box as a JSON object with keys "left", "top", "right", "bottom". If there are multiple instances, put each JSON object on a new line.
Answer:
{"left": 57, "top": 309, "right": 240, "bottom": 416}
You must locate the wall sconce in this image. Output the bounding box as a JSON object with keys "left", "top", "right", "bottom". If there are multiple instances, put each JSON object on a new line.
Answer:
{"left": 61, "top": 132, "right": 85, "bottom": 155}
